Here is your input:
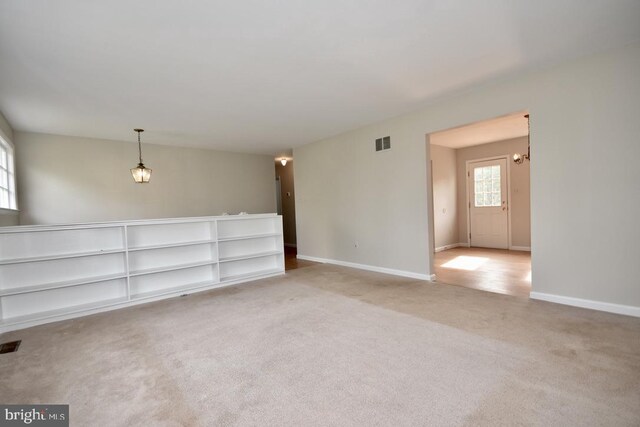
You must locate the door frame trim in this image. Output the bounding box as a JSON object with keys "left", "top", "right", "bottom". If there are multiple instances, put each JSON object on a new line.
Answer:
{"left": 465, "top": 155, "right": 512, "bottom": 249}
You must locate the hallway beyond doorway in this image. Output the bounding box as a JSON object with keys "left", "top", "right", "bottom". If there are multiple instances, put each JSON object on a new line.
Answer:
{"left": 434, "top": 247, "right": 531, "bottom": 297}
{"left": 284, "top": 246, "right": 318, "bottom": 271}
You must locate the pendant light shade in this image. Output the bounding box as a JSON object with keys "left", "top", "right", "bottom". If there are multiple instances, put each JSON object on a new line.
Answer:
{"left": 131, "top": 163, "right": 152, "bottom": 183}
{"left": 131, "top": 129, "right": 152, "bottom": 183}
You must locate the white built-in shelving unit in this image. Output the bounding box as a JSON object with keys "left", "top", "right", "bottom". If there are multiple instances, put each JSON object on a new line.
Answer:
{"left": 0, "top": 214, "right": 284, "bottom": 333}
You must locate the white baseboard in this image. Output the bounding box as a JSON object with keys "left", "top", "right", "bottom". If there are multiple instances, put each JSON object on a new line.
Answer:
{"left": 530, "top": 292, "right": 640, "bottom": 318}
{"left": 434, "top": 243, "right": 467, "bottom": 253}
{"left": 297, "top": 254, "right": 433, "bottom": 281}
{"left": 436, "top": 242, "right": 529, "bottom": 252}
{"left": 284, "top": 243, "right": 297, "bottom": 248}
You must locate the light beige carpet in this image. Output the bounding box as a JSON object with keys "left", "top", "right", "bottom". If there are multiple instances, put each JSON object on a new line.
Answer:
{"left": 1, "top": 264, "right": 639, "bottom": 426}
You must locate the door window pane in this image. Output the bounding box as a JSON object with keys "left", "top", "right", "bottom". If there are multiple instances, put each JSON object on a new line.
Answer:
{"left": 473, "top": 165, "right": 502, "bottom": 207}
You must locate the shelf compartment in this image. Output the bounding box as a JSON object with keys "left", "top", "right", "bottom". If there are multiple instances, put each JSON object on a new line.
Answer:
{"left": 218, "top": 254, "right": 282, "bottom": 281}
{"left": 1, "top": 296, "right": 130, "bottom": 327}
{"left": 129, "top": 260, "right": 217, "bottom": 277}
{"left": 0, "top": 273, "right": 127, "bottom": 297}
{"left": 219, "top": 250, "right": 282, "bottom": 263}
{"left": 127, "top": 243, "right": 217, "bottom": 274}
{"left": 0, "top": 248, "right": 126, "bottom": 265}
{"left": 128, "top": 239, "right": 216, "bottom": 252}
{"left": 0, "top": 252, "right": 127, "bottom": 291}
{"left": 217, "top": 217, "right": 280, "bottom": 240}
{"left": 218, "top": 234, "right": 279, "bottom": 259}
{"left": 127, "top": 221, "right": 214, "bottom": 249}
{"left": 129, "top": 264, "right": 217, "bottom": 296}
{"left": 0, "top": 226, "right": 125, "bottom": 262}
{"left": 131, "top": 280, "right": 221, "bottom": 300}
{"left": 217, "top": 232, "right": 279, "bottom": 242}
{"left": 220, "top": 268, "right": 283, "bottom": 283}
{"left": 1, "top": 279, "right": 128, "bottom": 320}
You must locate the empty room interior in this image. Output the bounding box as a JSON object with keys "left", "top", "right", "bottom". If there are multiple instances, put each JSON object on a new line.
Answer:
{"left": 0, "top": 1, "right": 639, "bottom": 426}
{"left": 430, "top": 113, "right": 532, "bottom": 298}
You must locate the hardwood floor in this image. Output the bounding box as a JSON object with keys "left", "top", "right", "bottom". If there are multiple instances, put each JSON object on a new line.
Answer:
{"left": 284, "top": 245, "right": 530, "bottom": 297}
{"left": 284, "top": 246, "right": 319, "bottom": 271}
{"left": 434, "top": 246, "right": 531, "bottom": 297}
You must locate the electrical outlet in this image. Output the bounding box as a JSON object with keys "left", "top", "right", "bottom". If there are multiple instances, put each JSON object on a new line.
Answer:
{"left": 354, "top": 241, "right": 359, "bottom": 248}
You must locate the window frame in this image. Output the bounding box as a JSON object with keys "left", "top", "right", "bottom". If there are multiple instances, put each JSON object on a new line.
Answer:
{"left": 0, "top": 134, "right": 17, "bottom": 211}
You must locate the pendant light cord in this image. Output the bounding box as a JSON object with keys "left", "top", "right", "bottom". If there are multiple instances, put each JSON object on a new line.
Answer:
{"left": 525, "top": 114, "right": 530, "bottom": 160}
{"left": 136, "top": 130, "right": 143, "bottom": 164}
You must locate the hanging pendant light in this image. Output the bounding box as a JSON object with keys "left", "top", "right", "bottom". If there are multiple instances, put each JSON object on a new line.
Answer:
{"left": 130, "top": 129, "right": 152, "bottom": 183}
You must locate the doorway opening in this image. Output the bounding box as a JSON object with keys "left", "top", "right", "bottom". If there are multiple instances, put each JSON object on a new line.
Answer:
{"left": 427, "top": 112, "right": 532, "bottom": 297}
{"left": 275, "top": 155, "right": 314, "bottom": 271}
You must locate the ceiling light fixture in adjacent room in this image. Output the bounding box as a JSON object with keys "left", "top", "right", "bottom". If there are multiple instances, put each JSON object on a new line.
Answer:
{"left": 513, "top": 114, "right": 531, "bottom": 165}
{"left": 280, "top": 158, "right": 287, "bottom": 166}
{"left": 130, "top": 129, "right": 152, "bottom": 183}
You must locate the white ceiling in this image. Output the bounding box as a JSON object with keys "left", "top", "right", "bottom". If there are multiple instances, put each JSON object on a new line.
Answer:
{"left": 1, "top": 1, "right": 639, "bottom": 155}
{"left": 430, "top": 112, "right": 528, "bottom": 149}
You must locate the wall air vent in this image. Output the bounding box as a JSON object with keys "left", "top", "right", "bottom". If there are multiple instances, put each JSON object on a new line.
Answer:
{"left": 375, "top": 136, "right": 391, "bottom": 151}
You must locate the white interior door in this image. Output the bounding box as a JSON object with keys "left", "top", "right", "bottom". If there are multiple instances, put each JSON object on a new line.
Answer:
{"left": 468, "top": 158, "right": 508, "bottom": 249}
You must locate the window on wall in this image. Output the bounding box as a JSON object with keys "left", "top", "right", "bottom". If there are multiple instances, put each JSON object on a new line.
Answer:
{"left": 474, "top": 165, "right": 501, "bottom": 207}
{"left": 0, "top": 137, "right": 17, "bottom": 210}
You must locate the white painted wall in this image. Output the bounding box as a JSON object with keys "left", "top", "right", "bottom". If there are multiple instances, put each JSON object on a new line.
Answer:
{"left": 295, "top": 43, "right": 640, "bottom": 309}
{"left": 14, "top": 132, "right": 276, "bottom": 225}
{"left": 295, "top": 120, "right": 431, "bottom": 275}
{"left": 455, "top": 136, "right": 530, "bottom": 248}
{"left": 430, "top": 144, "right": 458, "bottom": 249}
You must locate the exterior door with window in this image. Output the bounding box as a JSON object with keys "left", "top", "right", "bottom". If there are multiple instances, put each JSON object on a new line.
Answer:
{"left": 468, "top": 158, "right": 508, "bottom": 249}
